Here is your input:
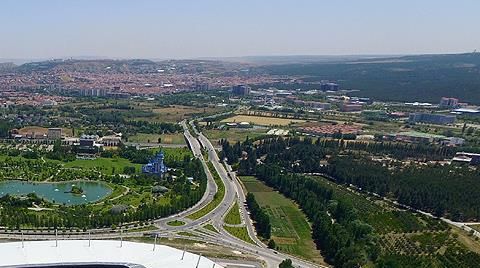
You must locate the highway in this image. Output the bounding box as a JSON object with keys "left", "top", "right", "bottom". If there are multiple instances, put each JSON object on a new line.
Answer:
{"left": 151, "top": 120, "right": 325, "bottom": 268}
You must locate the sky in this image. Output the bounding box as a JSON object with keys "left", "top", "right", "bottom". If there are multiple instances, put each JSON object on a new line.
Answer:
{"left": 0, "top": 0, "right": 479, "bottom": 59}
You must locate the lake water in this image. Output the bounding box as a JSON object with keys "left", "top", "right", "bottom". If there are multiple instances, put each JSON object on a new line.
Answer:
{"left": 0, "top": 180, "right": 112, "bottom": 205}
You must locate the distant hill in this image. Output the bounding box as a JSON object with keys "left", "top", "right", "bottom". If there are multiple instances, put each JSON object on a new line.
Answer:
{"left": 15, "top": 59, "right": 158, "bottom": 74}
{"left": 259, "top": 53, "right": 480, "bottom": 104}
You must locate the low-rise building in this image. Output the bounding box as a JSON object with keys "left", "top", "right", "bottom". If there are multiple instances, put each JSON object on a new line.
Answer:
{"left": 408, "top": 113, "right": 456, "bottom": 125}
{"left": 99, "top": 135, "right": 122, "bottom": 146}
{"left": 452, "top": 152, "right": 480, "bottom": 166}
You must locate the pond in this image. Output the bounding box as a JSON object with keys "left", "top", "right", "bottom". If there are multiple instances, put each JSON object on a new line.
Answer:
{"left": 0, "top": 180, "right": 112, "bottom": 205}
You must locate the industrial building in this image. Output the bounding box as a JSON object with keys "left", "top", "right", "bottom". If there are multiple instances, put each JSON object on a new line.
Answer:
{"left": 408, "top": 113, "right": 456, "bottom": 125}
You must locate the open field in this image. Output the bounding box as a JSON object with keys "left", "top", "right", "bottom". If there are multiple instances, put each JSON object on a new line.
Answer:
{"left": 239, "top": 176, "right": 324, "bottom": 263}
{"left": 204, "top": 129, "right": 267, "bottom": 144}
{"left": 17, "top": 126, "right": 74, "bottom": 137}
{"left": 140, "top": 105, "right": 226, "bottom": 123}
{"left": 221, "top": 115, "right": 305, "bottom": 126}
{"left": 64, "top": 157, "right": 142, "bottom": 175}
{"left": 128, "top": 133, "right": 186, "bottom": 144}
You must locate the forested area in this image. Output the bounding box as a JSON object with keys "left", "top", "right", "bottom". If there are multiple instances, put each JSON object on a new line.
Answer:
{"left": 221, "top": 136, "right": 456, "bottom": 171}
{"left": 259, "top": 53, "right": 480, "bottom": 104}
{"left": 222, "top": 136, "right": 480, "bottom": 221}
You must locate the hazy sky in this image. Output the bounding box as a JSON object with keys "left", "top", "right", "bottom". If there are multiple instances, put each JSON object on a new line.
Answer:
{"left": 1, "top": 0, "right": 479, "bottom": 59}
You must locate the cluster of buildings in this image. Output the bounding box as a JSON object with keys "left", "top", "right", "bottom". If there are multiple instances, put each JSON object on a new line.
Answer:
{"left": 9, "top": 128, "right": 122, "bottom": 148}
{"left": 79, "top": 88, "right": 108, "bottom": 97}
{"left": 0, "top": 90, "right": 67, "bottom": 107}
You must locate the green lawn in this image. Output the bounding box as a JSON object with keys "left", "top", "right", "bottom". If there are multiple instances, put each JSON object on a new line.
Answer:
{"left": 64, "top": 157, "right": 141, "bottom": 175}
{"left": 224, "top": 202, "right": 242, "bottom": 225}
{"left": 203, "top": 224, "right": 219, "bottom": 233}
{"left": 239, "top": 176, "right": 323, "bottom": 262}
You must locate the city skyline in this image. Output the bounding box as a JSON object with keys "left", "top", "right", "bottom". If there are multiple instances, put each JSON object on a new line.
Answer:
{"left": 1, "top": 0, "right": 479, "bottom": 60}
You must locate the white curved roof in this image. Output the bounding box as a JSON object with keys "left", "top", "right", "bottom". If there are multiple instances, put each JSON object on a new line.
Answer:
{"left": 0, "top": 240, "right": 223, "bottom": 268}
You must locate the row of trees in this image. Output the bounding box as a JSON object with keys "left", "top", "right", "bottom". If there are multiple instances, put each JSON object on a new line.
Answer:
{"left": 245, "top": 193, "right": 271, "bottom": 239}
{"left": 255, "top": 164, "right": 379, "bottom": 268}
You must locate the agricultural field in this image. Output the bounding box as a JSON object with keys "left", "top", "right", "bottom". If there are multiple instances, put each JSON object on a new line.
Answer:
{"left": 239, "top": 176, "right": 324, "bottom": 263}
{"left": 128, "top": 133, "right": 186, "bottom": 144}
{"left": 221, "top": 115, "right": 305, "bottom": 126}
{"left": 204, "top": 128, "right": 267, "bottom": 144}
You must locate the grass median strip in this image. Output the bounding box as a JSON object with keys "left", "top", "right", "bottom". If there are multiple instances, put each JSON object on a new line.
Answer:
{"left": 223, "top": 225, "right": 255, "bottom": 245}
{"left": 203, "top": 224, "right": 219, "bottom": 233}
{"left": 224, "top": 202, "right": 242, "bottom": 225}
{"left": 187, "top": 162, "right": 225, "bottom": 220}
{"left": 167, "top": 220, "right": 186, "bottom": 226}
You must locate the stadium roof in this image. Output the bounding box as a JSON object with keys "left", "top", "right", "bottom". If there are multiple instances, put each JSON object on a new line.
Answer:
{"left": 0, "top": 240, "right": 222, "bottom": 268}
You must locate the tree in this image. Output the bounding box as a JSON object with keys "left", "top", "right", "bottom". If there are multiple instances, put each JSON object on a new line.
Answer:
{"left": 268, "top": 239, "right": 276, "bottom": 249}
{"left": 279, "top": 259, "right": 293, "bottom": 268}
